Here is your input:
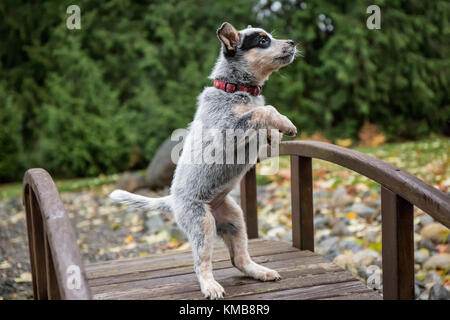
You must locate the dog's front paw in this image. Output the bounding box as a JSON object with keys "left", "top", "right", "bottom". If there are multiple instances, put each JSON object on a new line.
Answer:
{"left": 200, "top": 279, "right": 226, "bottom": 300}
{"left": 278, "top": 115, "right": 297, "bottom": 136}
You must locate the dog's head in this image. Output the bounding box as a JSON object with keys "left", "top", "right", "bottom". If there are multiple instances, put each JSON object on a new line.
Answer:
{"left": 216, "top": 22, "right": 297, "bottom": 83}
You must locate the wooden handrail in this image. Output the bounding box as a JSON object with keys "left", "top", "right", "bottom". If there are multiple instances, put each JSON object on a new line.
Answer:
{"left": 279, "top": 141, "right": 450, "bottom": 226}
{"left": 240, "top": 140, "right": 450, "bottom": 300}
{"left": 23, "top": 168, "right": 91, "bottom": 300}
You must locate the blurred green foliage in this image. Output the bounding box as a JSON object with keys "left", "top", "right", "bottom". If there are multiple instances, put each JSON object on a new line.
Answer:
{"left": 0, "top": 0, "right": 449, "bottom": 182}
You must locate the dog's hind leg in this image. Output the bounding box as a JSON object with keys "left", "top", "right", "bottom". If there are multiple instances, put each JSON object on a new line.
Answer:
{"left": 173, "top": 198, "right": 225, "bottom": 299}
{"left": 213, "top": 195, "right": 281, "bottom": 281}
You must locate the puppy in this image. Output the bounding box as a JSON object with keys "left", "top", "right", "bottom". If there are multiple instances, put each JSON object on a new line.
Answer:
{"left": 110, "top": 22, "right": 298, "bottom": 299}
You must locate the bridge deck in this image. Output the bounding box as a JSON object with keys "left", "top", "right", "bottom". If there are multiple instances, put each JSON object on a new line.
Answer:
{"left": 86, "top": 239, "right": 381, "bottom": 300}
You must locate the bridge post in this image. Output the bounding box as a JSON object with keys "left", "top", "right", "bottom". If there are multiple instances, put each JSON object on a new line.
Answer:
{"left": 240, "top": 166, "right": 259, "bottom": 239}
{"left": 290, "top": 156, "right": 314, "bottom": 251}
{"left": 25, "top": 188, "right": 49, "bottom": 299}
{"left": 381, "top": 186, "right": 415, "bottom": 300}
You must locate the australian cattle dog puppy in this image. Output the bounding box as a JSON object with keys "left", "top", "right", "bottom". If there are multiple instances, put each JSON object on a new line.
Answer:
{"left": 110, "top": 22, "right": 298, "bottom": 299}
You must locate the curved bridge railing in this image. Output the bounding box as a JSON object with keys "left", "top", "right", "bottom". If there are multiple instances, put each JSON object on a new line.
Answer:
{"left": 23, "top": 168, "right": 91, "bottom": 299}
{"left": 22, "top": 141, "right": 449, "bottom": 300}
{"left": 240, "top": 140, "right": 450, "bottom": 300}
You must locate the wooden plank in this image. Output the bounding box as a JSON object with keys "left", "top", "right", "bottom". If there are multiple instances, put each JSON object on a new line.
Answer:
{"left": 132, "top": 264, "right": 343, "bottom": 300}
{"left": 87, "top": 239, "right": 277, "bottom": 271}
{"left": 86, "top": 240, "right": 298, "bottom": 279}
{"left": 381, "top": 186, "right": 414, "bottom": 300}
{"left": 86, "top": 238, "right": 268, "bottom": 269}
{"left": 321, "top": 292, "right": 381, "bottom": 300}
{"left": 44, "top": 235, "right": 61, "bottom": 300}
{"left": 89, "top": 251, "right": 323, "bottom": 290}
{"left": 23, "top": 187, "right": 38, "bottom": 298}
{"left": 240, "top": 166, "right": 258, "bottom": 239}
{"left": 93, "top": 261, "right": 340, "bottom": 300}
{"left": 90, "top": 254, "right": 331, "bottom": 298}
{"left": 88, "top": 250, "right": 316, "bottom": 288}
{"left": 92, "top": 258, "right": 341, "bottom": 300}
{"left": 30, "top": 190, "right": 48, "bottom": 300}
{"left": 230, "top": 280, "right": 377, "bottom": 300}
{"left": 290, "top": 156, "right": 314, "bottom": 251}
{"left": 88, "top": 248, "right": 310, "bottom": 285}
{"left": 152, "top": 270, "right": 355, "bottom": 300}
{"left": 280, "top": 141, "right": 450, "bottom": 228}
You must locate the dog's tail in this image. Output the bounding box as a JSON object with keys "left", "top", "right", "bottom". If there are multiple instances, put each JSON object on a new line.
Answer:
{"left": 109, "top": 190, "right": 172, "bottom": 213}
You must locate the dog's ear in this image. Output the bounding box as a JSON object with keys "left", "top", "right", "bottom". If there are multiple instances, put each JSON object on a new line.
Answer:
{"left": 217, "top": 22, "right": 239, "bottom": 56}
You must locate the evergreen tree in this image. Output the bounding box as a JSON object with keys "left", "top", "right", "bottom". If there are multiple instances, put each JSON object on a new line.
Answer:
{"left": 0, "top": 0, "right": 448, "bottom": 182}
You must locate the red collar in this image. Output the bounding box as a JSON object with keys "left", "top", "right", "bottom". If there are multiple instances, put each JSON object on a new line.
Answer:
{"left": 213, "top": 80, "right": 263, "bottom": 96}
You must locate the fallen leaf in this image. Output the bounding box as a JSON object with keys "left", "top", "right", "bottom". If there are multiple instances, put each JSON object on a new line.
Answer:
{"left": 346, "top": 212, "right": 358, "bottom": 220}
{"left": 15, "top": 272, "right": 32, "bottom": 283}
{"left": 436, "top": 244, "right": 449, "bottom": 254}
{"left": 299, "top": 131, "right": 331, "bottom": 143}
{"left": 125, "top": 235, "right": 134, "bottom": 244}
{"left": 110, "top": 223, "right": 120, "bottom": 230}
{"left": 162, "top": 241, "right": 183, "bottom": 250}
{"left": 336, "top": 139, "right": 353, "bottom": 148}
{"left": 358, "top": 121, "right": 386, "bottom": 147}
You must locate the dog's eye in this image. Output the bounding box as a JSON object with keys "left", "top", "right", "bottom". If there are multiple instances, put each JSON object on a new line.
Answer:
{"left": 259, "top": 38, "right": 268, "bottom": 45}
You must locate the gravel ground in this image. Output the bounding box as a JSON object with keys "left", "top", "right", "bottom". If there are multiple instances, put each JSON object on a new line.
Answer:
{"left": 0, "top": 183, "right": 449, "bottom": 300}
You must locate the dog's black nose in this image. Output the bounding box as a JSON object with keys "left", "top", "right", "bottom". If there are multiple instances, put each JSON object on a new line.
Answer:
{"left": 287, "top": 40, "right": 295, "bottom": 46}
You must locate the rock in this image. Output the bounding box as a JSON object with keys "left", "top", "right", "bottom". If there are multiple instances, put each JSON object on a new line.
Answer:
{"left": 318, "top": 236, "right": 339, "bottom": 251}
{"left": 168, "top": 225, "right": 187, "bottom": 242}
{"left": 313, "top": 190, "right": 330, "bottom": 199}
{"left": 340, "top": 240, "right": 363, "bottom": 252}
{"left": 313, "top": 214, "right": 330, "bottom": 229}
{"left": 272, "top": 202, "right": 283, "bottom": 211}
{"left": 116, "top": 171, "right": 145, "bottom": 192}
{"left": 420, "top": 223, "right": 449, "bottom": 244}
{"left": 329, "top": 187, "right": 353, "bottom": 208}
{"left": 414, "top": 284, "right": 421, "bottom": 298}
{"left": 424, "top": 270, "right": 443, "bottom": 288}
{"left": 352, "top": 249, "right": 379, "bottom": 267}
{"left": 414, "top": 250, "right": 429, "bottom": 264}
{"left": 365, "top": 230, "right": 379, "bottom": 243}
{"left": 267, "top": 227, "right": 287, "bottom": 240}
{"left": 418, "top": 238, "right": 436, "bottom": 252}
{"left": 145, "top": 137, "right": 180, "bottom": 190}
{"left": 331, "top": 221, "right": 351, "bottom": 236}
{"left": 374, "top": 255, "right": 383, "bottom": 268}
{"left": 424, "top": 253, "right": 450, "bottom": 270}
{"left": 357, "top": 267, "right": 368, "bottom": 280}
{"left": 333, "top": 254, "right": 353, "bottom": 269}
{"left": 282, "top": 231, "right": 292, "bottom": 242}
{"left": 419, "top": 215, "right": 434, "bottom": 227}
{"left": 415, "top": 279, "right": 426, "bottom": 289}
{"left": 428, "top": 284, "right": 450, "bottom": 300}
{"left": 0, "top": 279, "right": 15, "bottom": 295}
{"left": 345, "top": 203, "right": 376, "bottom": 218}
{"left": 144, "top": 214, "right": 165, "bottom": 234}
{"left": 419, "top": 290, "right": 430, "bottom": 300}
{"left": 362, "top": 190, "right": 372, "bottom": 198}
{"left": 7, "top": 196, "right": 21, "bottom": 208}
{"left": 258, "top": 218, "right": 273, "bottom": 234}
{"left": 324, "top": 247, "right": 339, "bottom": 261}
